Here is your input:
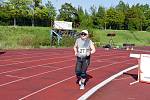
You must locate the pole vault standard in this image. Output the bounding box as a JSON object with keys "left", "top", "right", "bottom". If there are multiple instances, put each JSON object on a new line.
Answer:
{"left": 130, "top": 54, "right": 150, "bottom": 85}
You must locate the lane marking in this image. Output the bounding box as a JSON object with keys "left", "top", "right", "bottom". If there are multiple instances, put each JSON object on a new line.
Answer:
{"left": 5, "top": 75, "right": 25, "bottom": 79}
{"left": 134, "top": 49, "right": 150, "bottom": 53}
{"left": 77, "top": 65, "right": 138, "bottom": 100}
{"left": 19, "top": 76, "right": 75, "bottom": 100}
{"left": 0, "top": 59, "right": 74, "bottom": 75}
{"left": 0, "top": 66, "right": 74, "bottom": 87}
{"left": 0, "top": 55, "right": 75, "bottom": 67}
{"left": 18, "top": 59, "right": 134, "bottom": 100}
{"left": 0, "top": 55, "right": 104, "bottom": 86}
{"left": 42, "top": 66, "right": 60, "bottom": 68}
{"left": 128, "top": 97, "right": 136, "bottom": 100}
{"left": 96, "top": 56, "right": 127, "bottom": 62}
{"left": 0, "top": 49, "right": 73, "bottom": 59}
{"left": 0, "top": 52, "right": 127, "bottom": 75}
{"left": 0, "top": 52, "right": 74, "bottom": 61}
{"left": 0, "top": 53, "right": 134, "bottom": 87}
{"left": 0, "top": 51, "right": 128, "bottom": 67}
{"left": 114, "top": 77, "right": 131, "bottom": 81}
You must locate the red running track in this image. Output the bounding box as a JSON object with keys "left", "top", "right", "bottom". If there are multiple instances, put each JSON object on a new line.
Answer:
{"left": 0, "top": 47, "right": 148, "bottom": 100}
{"left": 89, "top": 68, "right": 150, "bottom": 100}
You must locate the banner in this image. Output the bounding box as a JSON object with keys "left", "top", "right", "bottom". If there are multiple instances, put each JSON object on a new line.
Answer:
{"left": 54, "top": 21, "right": 72, "bottom": 30}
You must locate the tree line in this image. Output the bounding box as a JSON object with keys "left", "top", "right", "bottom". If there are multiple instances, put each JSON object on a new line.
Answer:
{"left": 0, "top": 0, "right": 150, "bottom": 31}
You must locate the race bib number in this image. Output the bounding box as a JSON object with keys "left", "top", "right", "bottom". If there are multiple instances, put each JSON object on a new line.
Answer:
{"left": 78, "top": 48, "right": 87, "bottom": 55}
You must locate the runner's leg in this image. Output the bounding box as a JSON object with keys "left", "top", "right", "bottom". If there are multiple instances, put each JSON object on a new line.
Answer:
{"left": 75, "top": 57, "right": 82, "bottom": 84}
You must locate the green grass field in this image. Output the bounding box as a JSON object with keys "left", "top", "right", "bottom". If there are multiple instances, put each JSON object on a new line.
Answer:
{"left": 0, "top": 26, "right": 150, "bottom": 49}
{"left": 0, "top": 26, "right": 50, "bottom": 49}
{"left": 92, "top": 29, "right": 150, "bottom": 47}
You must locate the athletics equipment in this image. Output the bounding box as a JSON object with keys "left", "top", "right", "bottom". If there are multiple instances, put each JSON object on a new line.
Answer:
{"left": 130, "top": 54, "right": 150, "bottom": 85}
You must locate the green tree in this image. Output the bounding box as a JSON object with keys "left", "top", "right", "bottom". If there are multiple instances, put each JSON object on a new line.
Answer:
{"left": 138, "top": 4, "right": 149, "bottom": 30}
{"left": 126, "top": 6, "right": 145, "bottom": 31}
{"left": 106, "top": 7, "right": 125, "bottom": 30}
{"left": 7, "top": 0, "right": 32, "bottom": 26}
{"left": 90, "top": 5, "right": 98, "bottom": 28}
{"left": 81, "top": 9, "right": 93, "bottom": 28}
{"left": 45, "top": 0, "right": 56, "bottom": 25}
{"left": 144, "top": 9, "right": 150, "bottom": 27}
{"left": 76, "top": 6, "right": 84, "bottom": 28}
{"left": 33, "top": 0, "right": 41, "bottom": 8}
{"left": 57, "top": 3, "right": 77, "bottom": 22}
{"left": 96, "top": 6, "right": 106, "bottom": 29}
{"left": 116, "top": 1, "right": 129, "bottom": 29}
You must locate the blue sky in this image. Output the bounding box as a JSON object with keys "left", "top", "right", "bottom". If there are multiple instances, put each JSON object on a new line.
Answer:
{"left": 43, "top": 0, "right": 150, "bottom": 12}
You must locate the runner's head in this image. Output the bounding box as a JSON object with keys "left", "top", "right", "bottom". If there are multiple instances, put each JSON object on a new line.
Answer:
{"left": 80, "top": 30, "right": 89, "bottom": 39}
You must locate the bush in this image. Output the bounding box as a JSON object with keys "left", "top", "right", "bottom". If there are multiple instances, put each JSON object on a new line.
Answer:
{"left": 39, "top": 35, "right": 50, "bottom": 46}
{"left": 18, "top": 34, "right": 33, "bottom": 46}
{"left": 61, "top": 36, "right": 76, "bottom": 47}
{"left": 18, "top": 34, "right": 41, "bottom": 48}
{"left": 32, "top": 35, "right": 41, "bottom": 48}
{"left": 0, "top": 21, "right": 9, "bottom": 26}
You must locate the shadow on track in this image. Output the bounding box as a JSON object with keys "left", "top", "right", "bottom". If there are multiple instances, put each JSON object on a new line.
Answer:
{"left": 0, "top": 51, "right": 6, "bottom": 55}
{"left": 76, "top": 74, "right": 93, "bottom": 85}
{"left": 123, "top": 72, "right": 138, "bottom": 81}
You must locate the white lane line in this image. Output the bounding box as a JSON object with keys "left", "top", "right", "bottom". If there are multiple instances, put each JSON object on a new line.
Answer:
{"left": 18, "top": 59, "right": 134, "bottom": 100}
{"left": 0, "top": 52, "right": 126, "bottom": 75}
{"left": 128, "top": 97, "right": 136, "bottom": 100}
{"left": 0, "top": 51, "right": 127, "bottom": 67}
{"left": 0, "top": 49, "right": 73, "bottom": 59}
{"left": 42, "top": 66, "right": 60, "bottom": 68}
{"left": 77, "top": 65, "right": 138, "bottom": 100}
{"left": 0, "top": 56, "right": 98, "bottom": 86}
{"left": 0, "top": 59, "right": 74, "bottom": 75}
{"left": 0, "top": 53, "right": 132, "bottom": 87}
{"left": 96, "top": 56, "right": 127, "bottom": 62}
{"left": 0, "top": 57, "right": 133, "bottom": 87}
{"left": 0, "top": 52, "right": 73, "bottom": 61}
{"left": 5, "top": 75, "right": 25, "bottom": 79}
{"left": 18, "top": 76, "right": 75, "bottom": 100}
{"left": 0, "top": 55, "right": 75, "bottom": 67}
{"left": 0, "top": 66, "right": 73, "bottom": 87}
{"left": 134, "top": 49, "right": 150, "bottom": 53}
{"left": 114, "top": 77, "right": 131, "bottom": 81}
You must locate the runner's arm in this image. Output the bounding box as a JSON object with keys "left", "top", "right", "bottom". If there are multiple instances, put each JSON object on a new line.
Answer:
{"left": 90, "top": 42, "right": 96, "bottom": 54}
{"left": 73, "top": 41, "right": 78, "bottom": 56}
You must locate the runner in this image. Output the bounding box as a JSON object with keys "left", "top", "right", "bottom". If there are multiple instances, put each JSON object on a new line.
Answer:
{"left": 73, "top": 30, "right": 96, "bottom": 90}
